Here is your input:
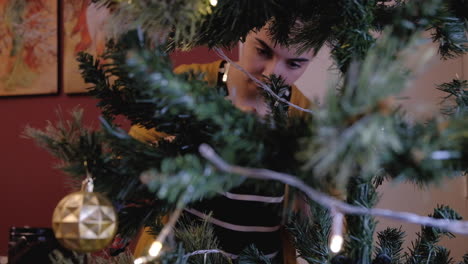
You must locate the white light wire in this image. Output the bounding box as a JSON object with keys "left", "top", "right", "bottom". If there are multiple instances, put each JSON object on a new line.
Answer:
{"left": 199, "top": 143, "right": 468, "bottom": 236}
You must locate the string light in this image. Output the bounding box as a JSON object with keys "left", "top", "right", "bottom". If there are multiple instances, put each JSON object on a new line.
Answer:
{"left": 222, "top": 63, "right": 230, "bottom": 83}
{"left": 134, "top": 209, "right": 183, "bottom": 263}
{"left": 200, "top": 143, "right": 468, "bottom": 236}
{"left": 210, "top": 0, "right": 218, "bottom": 6}
{"left": 133, "top": 257, "right": 145, "bottom": 264}
{"left": 149, "top": 241, "right": 163, "bottom": 257}
{"left": 329, "top": 209, "right": 344, "bottom": 253}
{"left": 133, "top": 241, "right": 163, "bottom": 264}
{"left": 330, "top": 235, "right": 344, "bottom": 253}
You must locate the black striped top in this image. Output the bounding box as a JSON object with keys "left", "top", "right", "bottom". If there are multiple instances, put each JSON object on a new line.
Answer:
{"left": 185, "top": 186, "right": 285, "bottom": 259}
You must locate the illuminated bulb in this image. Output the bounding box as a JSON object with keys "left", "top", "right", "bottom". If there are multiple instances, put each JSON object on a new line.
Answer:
{"left": 149, "top": 241, "right": 163, "bottom": 257}
{"left": 210, "top": 0, "right": 218, "bottom": 6}
{"left": 329, "top": 210, "right": 344, "bottom": 253}
{"left": 330, "top": 234, "right": 343, "bottom": 253}
{"left": 222, "top": 63, "right": 230, "bottom": 83}
{"left": 134, "top": 257, "right": 145, "bottom": 264}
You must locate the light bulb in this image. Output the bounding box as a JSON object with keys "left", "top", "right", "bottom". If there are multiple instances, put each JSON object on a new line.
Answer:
{"left": 134, "top": 257, "right": 145, "bottom": 264}
{"left": 329, "top": 209, "right": 344, "bottom": 253}
{"left": 210, "top": 0, "right": 218, "bottom": 6}
{"left": 330, "top": 234, "right": 343, "bottom": 253}
{"left": 149, "top": 241, "right": 163, "bottom": 257}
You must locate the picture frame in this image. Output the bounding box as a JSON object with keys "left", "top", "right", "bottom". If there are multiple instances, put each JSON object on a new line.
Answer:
{"left": 0, "top": 0, "right": 58, "bottom": 96}
{"left": 62, "top": 0, "right": 109, "bottom": 94}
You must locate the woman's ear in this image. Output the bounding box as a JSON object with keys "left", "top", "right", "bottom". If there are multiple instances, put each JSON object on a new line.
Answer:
{"left": 238, "top": 41, "right": 244, "bottom": 56}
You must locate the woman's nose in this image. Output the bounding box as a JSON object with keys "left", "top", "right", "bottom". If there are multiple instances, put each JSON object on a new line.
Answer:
{"left": 262, "top": 61, "right": 282, "bottom": 79}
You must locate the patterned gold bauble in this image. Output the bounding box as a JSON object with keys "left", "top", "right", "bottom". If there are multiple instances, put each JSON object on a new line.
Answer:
{"left": 52, "top": 191, "right": 118, "bottom": 253}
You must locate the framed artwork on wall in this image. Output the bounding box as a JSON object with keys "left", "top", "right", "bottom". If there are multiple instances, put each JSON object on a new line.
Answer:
{"left": 63, "top": 0, "right": 109, "bottom": 94}
{"left": 0, "top": 0, "right": 58, "bottom": 96}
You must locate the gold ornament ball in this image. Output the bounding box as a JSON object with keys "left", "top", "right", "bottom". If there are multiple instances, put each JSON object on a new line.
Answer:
{"left": 52, "top": 191, "right": 118, "bottom": 253}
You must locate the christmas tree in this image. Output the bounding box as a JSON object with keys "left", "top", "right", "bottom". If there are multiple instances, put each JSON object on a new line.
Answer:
{"left": 25, "top": 0, "right": 468, "bottom": 263}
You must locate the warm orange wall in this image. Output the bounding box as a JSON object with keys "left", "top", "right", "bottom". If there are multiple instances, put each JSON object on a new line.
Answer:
{"left": 0, "top": 47, "right": 238, "bottom": 256}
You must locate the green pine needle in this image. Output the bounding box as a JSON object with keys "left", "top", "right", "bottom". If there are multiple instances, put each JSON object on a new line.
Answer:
{"left": 374, "top": 227, "right": 406, "bottom": 264}
{"left": 238, "top": 245, "right": 274, "bottom": 264}
{"left": 406, "top": 205, "right": 462, "bottom": 264}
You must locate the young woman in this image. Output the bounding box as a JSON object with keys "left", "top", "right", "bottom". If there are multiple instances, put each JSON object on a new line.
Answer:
{"left": 131, "top": 24, "right": 315, "bottom": 263}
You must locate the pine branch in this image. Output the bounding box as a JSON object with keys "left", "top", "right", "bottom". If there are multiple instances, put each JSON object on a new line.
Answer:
{"left": 372, "top": 2, "right": 403, "bottom": 32}
{"left": 93, "top": 0, "right": 212, "bottom": 46}
{"left": 459, "top": 253, "right": 468, "bottom": 264}
{"left": 237, "top": 245, "right": 274, "bottom": 264}
{"left": 174, "top": 215, "right": 229, "bottom": 264}
{"left": 300, "top": 29, "right": 421, "bottom": 187}
{"left": 381, "top": 114, "right": 468, "bottom": 185}
{"left": 24, "top": 109, "right": 178, "bottom": 240}
{"left": 22, "top": 108, "right": 102, "bottom": 185}
{"left": 30, "top": 32, "right": 317, "bottom": 240}
{"left": 432, "top": 247, "right": 455, "bottom": 264}
{"left": 268, "top": 0, "right": 341, "bottom": 54}
{"left": 139, "top": 155, "right": 244, "bottom": 207}
{"left": 191, "top": 0, "right": 281, "bottom": 49}
{"left": 77, "top": 34, "right": 190, "bottom": 131}
{"left": 387, "top": 0, "right": 468, "bottom": 60}
{"left": 405, "top": 205, "right": 462, "bottom": 264}
{"left": 374, "top": 227, "right": 405, "bottom": 264}
{"left": 299, "top": 29, "right": 467, "bottom": 188}
{"left": 261, "top": 74, "right": 293, "bottom": 127}
{"left": 344, "top": 177, "right": 378, "bottom": 264}
{"left": 437, "top": 79, "right": 468, "bottom": 116}
{"left": 91, "top": 0, "right": 468, "bottom": 66}
{"left": 78, "top": 36, "right": 315, "bottom": 199}
{"left": 287, "top": 200, "right": 331, "bottom": 264}
{"left": 430, "top": 18, "right": 468, "bottom": 59}
{"left": 430, "top": 0, "right": 468, "bottom": 59}
{"left": 30, "top": 2, "right": 468, "bottom": 263}
{"left": 328, "top": 0, "right": 377, "bottom": 73}
{"left": 23, "top": 108, "right": 88, "bottom": 164}
{"left": 117, "top": 201, "right": 171, "bottom": 240}
{"left": 90, "top": 250, "right": 135, "bottom": 264}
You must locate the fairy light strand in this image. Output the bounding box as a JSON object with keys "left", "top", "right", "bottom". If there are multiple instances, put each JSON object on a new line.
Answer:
{"left": 184, "top": 249, "right": 232, "bottom": 260}
{"left": 198, "top": 143, "right": 468, "bottom": 235}
{"left": 329, "top": 209, "right": 344, "bottom": 253}
{"left": 134, "top": 208, "right": 183, "bottom": 264}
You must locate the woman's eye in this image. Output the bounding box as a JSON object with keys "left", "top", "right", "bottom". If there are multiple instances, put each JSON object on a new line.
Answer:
{"left": 256, "top": 47, "right": 270, "bottom": 57}
{"left": 288, "top": 61, "right": 301, "bottom": 69}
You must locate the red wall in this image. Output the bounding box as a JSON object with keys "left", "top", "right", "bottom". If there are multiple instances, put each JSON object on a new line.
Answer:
{"left": 0, "top": 47, "right": 237, "bottom": 256}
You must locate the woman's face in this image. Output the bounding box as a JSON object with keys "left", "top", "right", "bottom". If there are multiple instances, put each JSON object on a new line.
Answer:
{"left": 238, "top": 26, "right": 314, "bottom": 91}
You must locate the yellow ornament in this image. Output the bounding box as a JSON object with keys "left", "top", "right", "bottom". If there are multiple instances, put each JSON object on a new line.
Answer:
{"left": 52, "top": 190, "right": 118, "bottom": 253}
